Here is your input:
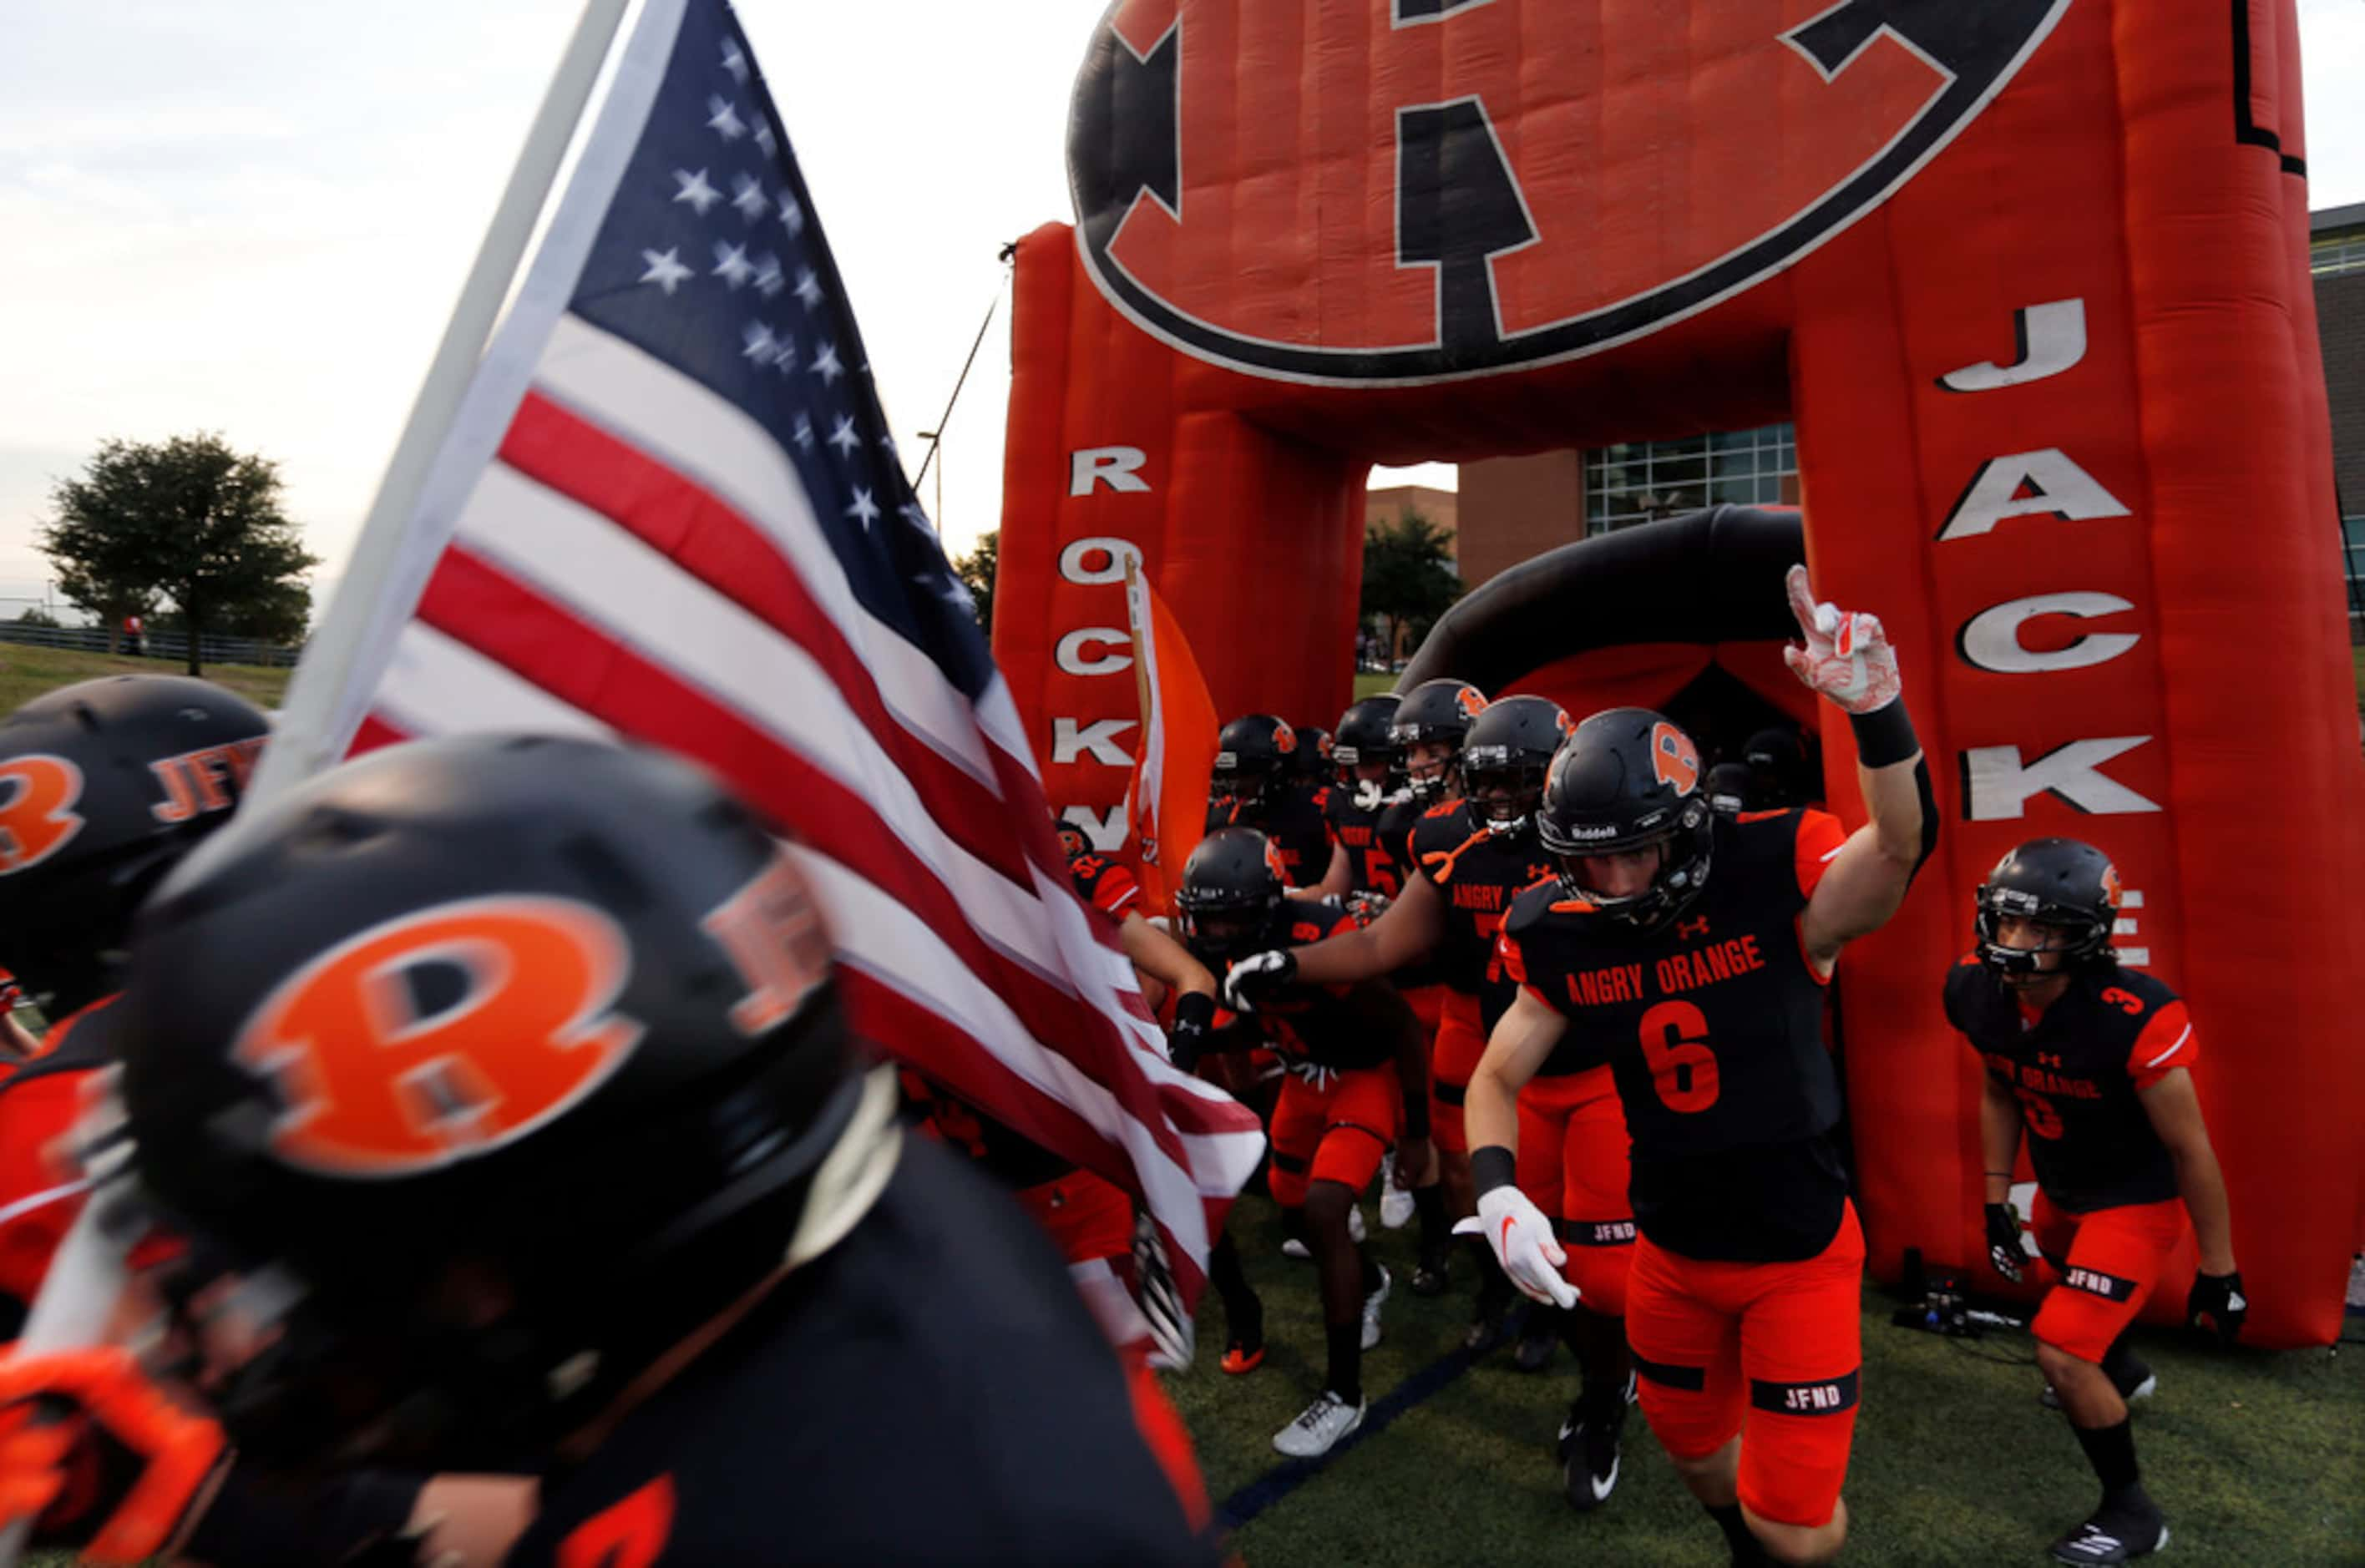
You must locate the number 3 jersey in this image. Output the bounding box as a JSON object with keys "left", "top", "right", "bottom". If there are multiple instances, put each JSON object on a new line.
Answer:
{"left": 1498, "top": 808, "right": 1851, "bottom": 1262}
{"left": 1942, "top": 959, "right": 2196, "bottom": 1215}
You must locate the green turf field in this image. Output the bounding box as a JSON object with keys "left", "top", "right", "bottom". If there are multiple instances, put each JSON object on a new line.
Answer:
{"left": 1354, "top": 671, "right": 1397, "bottom": 700}
{"left": 1165, "top": 1197, "right": 2364, "bottom": 1565}
{"left": 0, "top": 643, "right": 291, "bottom": 716}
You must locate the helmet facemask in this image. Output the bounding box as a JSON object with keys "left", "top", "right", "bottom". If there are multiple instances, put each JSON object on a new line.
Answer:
{"left": 1460, "top": 751, "right": 1547, "bottom": 837}
{"left": 1974, "top": 886, "right": 2113, "bottom": 979}
{"left": 1541, "top": 800, "right": 1714, "bottom": 931}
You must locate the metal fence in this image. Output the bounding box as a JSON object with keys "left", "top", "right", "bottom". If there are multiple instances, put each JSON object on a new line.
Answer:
{"left": 0, "top": 621, "right": 301, "bottom": 669}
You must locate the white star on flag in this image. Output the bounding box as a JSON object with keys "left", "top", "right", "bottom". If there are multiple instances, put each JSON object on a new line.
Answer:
{"left": 730, "top": 174, "right": 769, "bottom": 222}
{"left": 793, "top": 267, "right": 824, "bottom": 310}
{"left": 639, "top": 247, "right": 693, "bottom": 295}
{"left": 772, "top": 335, "right": 798, "bottom": 372}
{"left": 706, "top": 96, "right": 747, "bottom": 140}
{"left": 846, "top": 488, "right": 882, "bottom": 530}
{"left": 827, "top": 415, "right": 862, "bottom": 457}
{"left": 671, "top": 168, "right": 722, "bottom": 215}
{"left": 712, "top": 240, "right": 755, "bottom": 288}
{"left": 741, "top": 321, "right": 780, "bottom": 364}
{"left": 778, "top": 191, "right": 804, "bottom": 235}
{"left": 812, "top": 341, "right": 844, "bottom": 384}
{"left": 752, "top": 255, "right": 785, "bottom": 297}
{"left": 793, "top": 414, "right": 816, "bottom": 452}
{"left": 752, "top": 116, "right": 777, "bottom": 157}
{"left": 719, "top": 38, "right": 748, "bottom": 83}
{"left": 900, "top": 502, "right": 934, "bottom": 534}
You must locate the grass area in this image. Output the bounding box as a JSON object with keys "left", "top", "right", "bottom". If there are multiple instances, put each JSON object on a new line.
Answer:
{"left": 1353, "top": 671, "right": 1397, "bottom": 700}
{"left": 1167, "top": 1197, "right": 2363, "bottom": 1565}
{"left": 0, "top": 643, "right": 291, "bottom": 715}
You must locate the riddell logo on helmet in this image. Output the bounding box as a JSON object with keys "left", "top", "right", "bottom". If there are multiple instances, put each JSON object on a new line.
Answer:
{"left": 1563, "top": 822, "right": 1620, "bottom": 842}
{"left": 233, "top": 897, "right": 646, "bottom": 1176}
{"left": 0, "top": 754, "right": 86, "bottom": 875}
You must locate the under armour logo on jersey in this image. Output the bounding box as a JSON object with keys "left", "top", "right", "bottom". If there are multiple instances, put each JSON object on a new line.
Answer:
{"left": 233, "top": 896, "right": 646, "bottom": 1176}
{"left": 1676, "top": 917, "right": 1711, "bottom": 941}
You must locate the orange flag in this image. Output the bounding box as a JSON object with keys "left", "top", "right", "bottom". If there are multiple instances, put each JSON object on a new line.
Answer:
{"left": 1123, "top": 557, "right": 1218, "bottom": 918}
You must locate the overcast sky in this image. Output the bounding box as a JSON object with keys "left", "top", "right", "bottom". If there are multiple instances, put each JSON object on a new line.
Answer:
{"left": 3, "top": 0, "right": 2361, "bottom": 619}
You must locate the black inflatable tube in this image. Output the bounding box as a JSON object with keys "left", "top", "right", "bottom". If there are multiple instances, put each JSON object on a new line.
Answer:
{"left": 1396, "top": 505, "right": 1805, "bottom": 696}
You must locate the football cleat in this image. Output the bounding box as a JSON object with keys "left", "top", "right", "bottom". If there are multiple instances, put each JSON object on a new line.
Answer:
{"left": 2043, "top": 1355, "right": 2157, "bottom": 1411}
{"left": 1514, "top": 1308, "right": 1560, "bottom": 1373}
{"left": 1361, "top": 1263, "right": 1391, "bottom": 1351}
{"left": 1410, "top": 1252, "right": 1451, "bottom": 1297}
{"left": 1380, "top": 1155, "right": 1415, "bottom": 1230}
{"left": 1557, "top": 1397, "right": 1628, "bottom": 1513}
{"left": 1271, "top": 1391, "right": 1366, "bottom": 1459}
{"left": 1463, "top": 1294, "right": 1515, "bottom": 1355}
{"left": 2048, "top": 1498, "right": 2168, "bottom": 1564}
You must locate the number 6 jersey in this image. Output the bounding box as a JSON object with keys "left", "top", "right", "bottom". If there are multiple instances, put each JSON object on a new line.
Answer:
{"left": 1499, "top": 807, "right": 1851, "bottom": 1262}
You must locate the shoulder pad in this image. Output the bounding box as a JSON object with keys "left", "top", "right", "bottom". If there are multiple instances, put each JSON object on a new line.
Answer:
{"left": 1421, "top": 800, "right": 1462, "bottom": 821}
{"left": 2091, "top": 966, "right": 2176, "bottom": 1021}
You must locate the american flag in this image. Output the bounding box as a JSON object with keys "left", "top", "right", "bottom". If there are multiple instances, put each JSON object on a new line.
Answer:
{"left": 261, "top": 0, "right": 1262, "bottom": 1300}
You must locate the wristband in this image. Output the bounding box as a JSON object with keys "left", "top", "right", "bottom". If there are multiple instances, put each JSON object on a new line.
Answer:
{"left": 1848, "top": 699, "right": 1919, "bottom": 769}
{"left": 1471, "top": 1144, "right": 1517, "bottom": 1196}
{"left": 1172, "top": 990, "right": 1215, "bottom": 1033}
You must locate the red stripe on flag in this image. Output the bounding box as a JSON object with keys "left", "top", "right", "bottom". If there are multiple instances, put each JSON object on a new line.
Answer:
{"left": 411, "top": 545, "right": 1198, "bottom": 1177}
{"left": 837, "top": 967, "right": 1218, "bottom": 1299}
{"left": 349, "top": 712, "right": 412, "bottom": 759}
{"left": 499, "top": 394, "right": 1031, "bottom": 893}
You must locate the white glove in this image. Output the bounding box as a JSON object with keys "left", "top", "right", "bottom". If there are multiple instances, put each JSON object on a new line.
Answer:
{"left": 1782, "top": 564, "right": 1902, "bottom": 715}
{"left": 1454, "top": 1186, "right": 1578, "bottom": 1309}
{"left": 1222, "top": 949, "right": 1295, "bottom": 1014}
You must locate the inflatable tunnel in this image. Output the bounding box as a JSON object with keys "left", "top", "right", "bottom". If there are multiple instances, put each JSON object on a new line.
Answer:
{"left": 994, "top": 0, "right": 2365, "bottom": 1347}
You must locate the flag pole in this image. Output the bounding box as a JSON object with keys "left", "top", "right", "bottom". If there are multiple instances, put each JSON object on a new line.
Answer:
{"left": 251, "top": 0, "right": 633, "bottom": 805}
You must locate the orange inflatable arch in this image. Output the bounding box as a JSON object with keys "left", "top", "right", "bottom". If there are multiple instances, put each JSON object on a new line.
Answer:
{"left": 994, "top": 0, "right": 2364, "bottom": 1348}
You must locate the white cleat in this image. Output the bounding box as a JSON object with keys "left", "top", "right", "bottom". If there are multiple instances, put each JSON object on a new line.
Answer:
{"left": 1380, "top": 1156, "right": 1415, "bottom": 1230}
{"left": 1272, "top": 1390, "right": 1367, "bottom": 1458}
{"left": 1361, "top": 1262, "right": 1391, "bottom": 1350}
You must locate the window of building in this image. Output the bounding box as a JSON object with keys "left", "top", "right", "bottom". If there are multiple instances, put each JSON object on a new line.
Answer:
{"left": 2345, "top": 516, "right": 2365, "bottom": 645}
{"left": 2312, "top": 232, "right": 2365, "bottom": 278}
{"left": 1584, "top": 425, "right": 1796, "bottom": 534}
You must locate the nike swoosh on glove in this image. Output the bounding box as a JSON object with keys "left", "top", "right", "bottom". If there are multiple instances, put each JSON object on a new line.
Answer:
{"left": 1782, "top": 564, "right": 1902, "bottom": 715}
{"left": 1222, "top": 950, "right": 1295, "bottom": 1014}
{"left": 1455, "top": 1186, "right": 1578, "bottom": 1309}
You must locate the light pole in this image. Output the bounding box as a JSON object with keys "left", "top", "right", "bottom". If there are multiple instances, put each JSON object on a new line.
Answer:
{"left": 915, "top": 430, "right": 944, "bottom": 529}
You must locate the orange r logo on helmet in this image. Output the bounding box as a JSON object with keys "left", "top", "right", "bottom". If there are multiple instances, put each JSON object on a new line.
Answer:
{"left": 1273, "top": 721, "right": 1298, "bottom": 754}
{"left": 1651, "top": 722, "right": 1700, "bottom": 796}
{"left": 1454, "top": 686, "right": 1486, "bottom": 720}
{"left": 0, "top": 756, "right": 86, "bottom": 875}
{"left": 1264, "top": 840, "right": 1289, "bottom": 883}
{"left": 2099, "top": 862, "right": 2123, "bottom": 909}
{"left": 233, "top": 897, "right": 645, "bottom": 1176}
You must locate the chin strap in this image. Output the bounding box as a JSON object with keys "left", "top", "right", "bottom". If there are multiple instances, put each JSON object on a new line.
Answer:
{"left": 785, "top": 1065, "right": 903, "bottom": 1270}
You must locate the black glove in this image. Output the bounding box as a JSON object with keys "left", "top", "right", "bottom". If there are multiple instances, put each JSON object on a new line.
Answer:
{"left": 1983, "top": 1202, "right": 2024, "bottom": 1282}
{"left": 2185, "top": 1270, "right": 2247, "bottom": 1348}
{"left": 1220, "top": 949, "right": 1296, "bottom": 1014}
{"left": 1167, "top": 990, "right": 1215, "bottom": 1074}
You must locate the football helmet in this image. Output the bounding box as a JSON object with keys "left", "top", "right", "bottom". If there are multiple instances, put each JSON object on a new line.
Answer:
{"left": 1459, "top": 696, "right": 1571, "bottom": 837}
{"left": 1704, "top": 761, "right": 1758, "bottom": 817}
{"left": 1537, "top": 708, "right": 1714, "bottom": 930}
{"left": 1974, "top": 837, "right": 2121, "bottom": 975}
{"left": 113, "top": 734, "right": 872, "bottom": 1469}
{"left": 1212, "top": 715, "right": 1299, "bottom": 808}
{"left": 1174, "top": 827, "right": 1288, "bottom": 961}
{"left": 1389, "top": 679, "right": 1486, "bottom": 803}
{"left": 0, "top": 675, "right": 270, "bottom": 1015}
{"left": 1291, "top": 726, "right": 1334, "bottom": 785}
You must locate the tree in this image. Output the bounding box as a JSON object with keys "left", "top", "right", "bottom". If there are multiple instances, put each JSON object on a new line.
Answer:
{"left": 951, "top": 529, "right": 998, "bottom": 635}
{"left": 10, "top": 606, "right": 59, "bottom": 629}
{"left": 1360, "top": 508, "right": 1462, "bottom": 663}
{"left": 40, "top": 434, "right": 319, "bottom": 675}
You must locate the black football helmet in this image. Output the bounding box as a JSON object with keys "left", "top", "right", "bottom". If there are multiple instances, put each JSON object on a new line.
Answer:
{"left": 0, "top": 675, "right": 271, "bottom": 1016}
{"left": 1537, "top": 708, "right": 1714, "bottom": 930}
{"left": 1974, "top": 837, "right": 2121, "bottom": 976}
{"left": 1745, "top": 725, "right": 1810, "bottom": 808}
{"left": 1333, "top": 695, "right": 1402, "bottom": 774}
{"left": 113, "top": 734, "right": 870, "bottom": 1470}
{"left": 1389, "top": 679, "right": 1487, "bottom": 803}
{"left": 1704, "top": 761, "right": 1758, "bottom": 817}
{"left": 1292, "top": 726, "right": 1334, "bottom": 784}
{"left": 1055, "top": 817, "right": 1091, "bottom": 859}
{"left": 1174, "top": 827, "right": 1288, "bottom": 960}
{"left": 1460, "top": 696, "right": 1572, "bottom": 836}
{"left": 1212, "top": 714, "right": 1299, "bottom": 807}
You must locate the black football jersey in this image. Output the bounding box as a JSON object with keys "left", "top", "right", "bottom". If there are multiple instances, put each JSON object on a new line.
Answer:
{"left": 510, "top": 1138, "right": 1218, "bottom": 1567}
{"left": 1407, "top": 802, "right": 1558, "bottom": 1029}
{"left": 1375, "top": 795, "right": 1448, "bottom": 992}
{"left": 1501, "top": 809, "right": 1852, "bottom": 1262}
{"left": 1943, "top": 959, "right": 2196, "bottom": 1214}
{"left": 1206, "top": 781, "right": 1331, "bottom": 888}
{"left": 1206, "top": 900, "right": 1396, "bottom": 1072}
{"left": 1324, "top": 786, "right": 1405, "bottom": 898}
{"left": 1066, "top": 852, "right": 1142, "bottom": 921}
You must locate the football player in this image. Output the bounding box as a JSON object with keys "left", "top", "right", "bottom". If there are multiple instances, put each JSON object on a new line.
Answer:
{"left": 1174, "top": 827, "right": 1431, "bottom": 1458}
{"left": 1945, "top": 838, "right": 2242, "bottom": 1566}
{"left": 1294, "top": 694, "right": 1405, "bottom": 907}
{"left": 1226, "top": 695, "right": 1571, "bottom": 1363}
{"left": 1206, "top": 714, "right": 1330, "bottom": 884}
{"left": 1463, "top": 569, "right": 1932, "bottom": 1566}
{"left": 0, "top": 735, "right": 1222, "bottom": 1565}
